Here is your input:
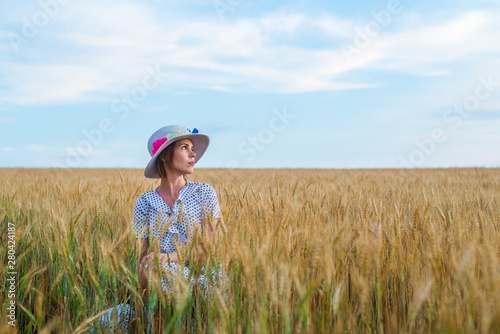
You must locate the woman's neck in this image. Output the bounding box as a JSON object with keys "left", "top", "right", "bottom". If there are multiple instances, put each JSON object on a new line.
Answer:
{"left": 157, "top": 175, "right": 187, "bottom": 198}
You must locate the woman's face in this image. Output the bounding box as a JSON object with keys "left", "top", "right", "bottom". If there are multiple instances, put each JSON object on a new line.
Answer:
{"left": 164, "top": 138, "right": 196, "bottom": 176}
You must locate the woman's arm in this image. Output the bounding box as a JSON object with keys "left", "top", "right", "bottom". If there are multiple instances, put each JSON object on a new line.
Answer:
{"left": 206, "top": 218, "right": 219, "bottom": 244}
{"left": 137, "top": 238, "right": 149, "bottom": 291}
{"left": 192, "top": 218, "right": 219, "bottom": 262}
{"left": 138, "top": 238, "right": 180, "bottom": 293}
{"left": 138, "top": 238, "right": 180, "bottom": 289}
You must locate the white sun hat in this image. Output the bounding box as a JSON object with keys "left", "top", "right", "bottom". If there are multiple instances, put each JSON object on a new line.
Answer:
{"left": 144, "top": 125, "right": 210, "bottom": 179}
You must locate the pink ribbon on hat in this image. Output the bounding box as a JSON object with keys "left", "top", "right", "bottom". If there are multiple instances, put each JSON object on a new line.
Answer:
{"left": 152, "top": 137, "right": 168, "bottom": 155}
{"left": 151, "top": 128, "right": 199, "bottom": 155}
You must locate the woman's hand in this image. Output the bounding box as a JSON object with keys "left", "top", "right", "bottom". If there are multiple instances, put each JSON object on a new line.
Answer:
{"left": 141, "top": 251, "right": 179, "bottom": 270}
{"left": 159, "top": 252, "right": 179, "bottom": 265}
{"left": 138, "top": 251, "right": 179, "bottom": 291}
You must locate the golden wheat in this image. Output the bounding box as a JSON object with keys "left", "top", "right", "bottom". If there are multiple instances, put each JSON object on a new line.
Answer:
{"left": 0, "top": 168, "right": 499, "bottom": 333}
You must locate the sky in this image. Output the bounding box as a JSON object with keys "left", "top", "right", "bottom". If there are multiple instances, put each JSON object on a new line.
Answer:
{"left": 0, "top": 0, "right": 499, "bottom": 169}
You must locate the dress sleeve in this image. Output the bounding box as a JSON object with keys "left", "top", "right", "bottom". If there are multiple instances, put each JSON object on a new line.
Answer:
{"left": 133, "top": 196, "right": 149, "bottom": 238}
{"left": 202, "top": 184, "right": 221, "bottom": 219}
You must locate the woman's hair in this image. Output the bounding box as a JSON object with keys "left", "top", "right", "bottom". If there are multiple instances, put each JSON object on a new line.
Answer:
{"left": 156, "top": 141, "right": 188, "bottom": 180}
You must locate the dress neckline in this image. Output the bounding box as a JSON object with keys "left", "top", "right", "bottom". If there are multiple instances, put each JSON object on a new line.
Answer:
{"left": 154, "top": 180, "right": 194, "bottom": 211}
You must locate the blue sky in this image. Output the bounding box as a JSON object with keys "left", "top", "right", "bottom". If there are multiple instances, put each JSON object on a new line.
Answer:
{"left": 1, "top": 0, "right": 499, "bottom": 169}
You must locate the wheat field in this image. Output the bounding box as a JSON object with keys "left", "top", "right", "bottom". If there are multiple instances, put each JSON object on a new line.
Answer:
{"left": 0, "top": 168, "right": 499, "bottom": 333}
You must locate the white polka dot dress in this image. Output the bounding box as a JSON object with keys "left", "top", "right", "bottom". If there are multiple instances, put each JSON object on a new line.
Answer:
{"left": 92, "top": 303, "right": 130, "bottom": 333}
{"left": 133, "top": 181, "right": 222, "bottom": 293}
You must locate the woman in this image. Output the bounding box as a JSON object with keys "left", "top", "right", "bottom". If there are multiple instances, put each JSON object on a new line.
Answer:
{"left": 135, "top": 125, "right": 222, "bottom": 294}
{"left": 94, "top": 125, "right": 221, "bottom": 332}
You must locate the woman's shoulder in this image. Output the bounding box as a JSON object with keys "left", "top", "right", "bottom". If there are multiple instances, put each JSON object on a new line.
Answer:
{"left": 136, "top": 189, "right": 171, "bottom": 213}
{"left": 138, "top": 189, "right": 157, "bottom": 199}
{"left": 135, "top": 190, "right": 157, "bottom": 205}
{"left": 188, "top": 181, "right": 216, "bottom": 193}
{"left": 182, "top": 182, "right": 217, "bottom": 203}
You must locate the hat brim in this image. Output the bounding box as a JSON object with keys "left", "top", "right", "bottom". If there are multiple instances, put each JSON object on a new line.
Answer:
{"left": 144, "top": 134, "right": 210, "bottom": 179}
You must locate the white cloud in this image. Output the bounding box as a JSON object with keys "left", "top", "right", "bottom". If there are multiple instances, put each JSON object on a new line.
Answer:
{"left": 363, "top": 11, "right": 500, "bottom": 75}
{"left": 0, "top": 63, "right": 112, "bottom": 105}
{"left": 0, "top": 2, "right": 499, "bottom": 105}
